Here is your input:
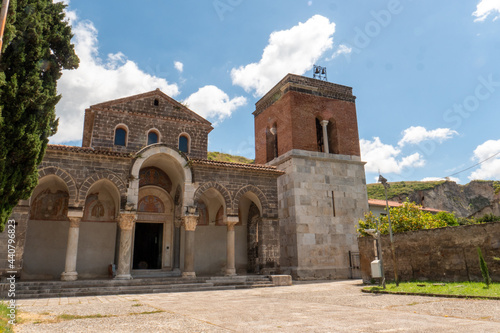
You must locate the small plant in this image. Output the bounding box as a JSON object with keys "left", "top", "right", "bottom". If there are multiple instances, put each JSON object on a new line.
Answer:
{"left": 477, "top": 247, "right": 491, "bottom": 288}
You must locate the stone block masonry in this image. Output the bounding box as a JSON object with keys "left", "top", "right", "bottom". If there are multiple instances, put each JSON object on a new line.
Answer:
{"left": 273, "top": 150, "right": 369, "bottom": 280}
{"left": 358, "top": 222, "right": 500, "bottom": 283}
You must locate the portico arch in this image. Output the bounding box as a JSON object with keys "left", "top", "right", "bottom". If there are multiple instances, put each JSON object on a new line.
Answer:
{"left": 127, "top": 144, "right": 193, "bottom": 211}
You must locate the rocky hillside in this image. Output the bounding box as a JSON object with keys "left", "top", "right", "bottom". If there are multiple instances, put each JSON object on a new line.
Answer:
{"left": 367, "top": 180, "right": 500, "bottom": 218}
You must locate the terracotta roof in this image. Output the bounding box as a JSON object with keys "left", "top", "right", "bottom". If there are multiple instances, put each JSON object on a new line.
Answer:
{"left": 368, "top": 199, "right": 443, "bottom": 213}
{"left": 191, "top": 159, "right": 284, "bottom": 174}
{"left": 46, "top": 144, "right": 132, "bottom": 158}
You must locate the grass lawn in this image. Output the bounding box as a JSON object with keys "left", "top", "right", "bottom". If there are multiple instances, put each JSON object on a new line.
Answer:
{"left": 364, "top": 281, "right": 500, "bottom": 299}
{"left": 0, "top": 302, "right": 15, "bottom": 333}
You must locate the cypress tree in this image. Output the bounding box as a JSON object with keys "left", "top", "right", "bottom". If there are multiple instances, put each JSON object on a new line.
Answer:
{"left": 0, "top": 0, "right": 79, "bottom": 230}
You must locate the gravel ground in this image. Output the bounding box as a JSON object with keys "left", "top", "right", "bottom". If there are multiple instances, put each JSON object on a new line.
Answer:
{"left": 12, "top": 280, "right": 500, "bottom": 332}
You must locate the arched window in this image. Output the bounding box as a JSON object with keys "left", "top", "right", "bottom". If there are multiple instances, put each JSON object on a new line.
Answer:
{"left": 114, "top": 127, "right": 127, "bottom": 146}
{"left": 266, "top": 125, "right": 278, "bottom": 162}
{"left": 316, "top": 118, "right": 324, "bottom": 152}
{"left": 178, "top": 134, "right": 189, "bottom": 153}
{"left": 327, "top": 119, "right": 339, "bottom": 154}
{"left": 147, "top": 130, "right": 159, "bottom": 145}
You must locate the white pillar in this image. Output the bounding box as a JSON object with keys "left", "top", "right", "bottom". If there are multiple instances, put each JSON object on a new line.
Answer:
{"left": 225, "top": 216, "right": 239, "bottom": 276}
{"left": 61, "top": 213, "right": 82, "bottom": 281}
{"left": 182, "top": 207, "right": 199, "bottom": 278}
{"left": 115, "top": 212, "right": 136, "bottom": 280}
{"left": 320, "top": 120, "right": 329, "bottom": 153}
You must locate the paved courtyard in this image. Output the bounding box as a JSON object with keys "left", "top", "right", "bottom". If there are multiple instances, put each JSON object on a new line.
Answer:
{"left": 12, "top": 280, "right": 500, "bottom": 332}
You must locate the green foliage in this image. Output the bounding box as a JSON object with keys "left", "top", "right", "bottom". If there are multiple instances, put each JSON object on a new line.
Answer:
{"left": 366, "top": 181, "right": 446, "bottom": 200}
{"left": 477, "top": 247, "right": 491, "bottom": 288}
{"left": 0, "top": 0, "right": 79, "bottom": 230}
{"left": 357, "top": 201, "right": 458, "bottom": 236}
{"left": 364, "top": 281, "right": 500, "bottom": 298}
{"left": 0, "top": 302, "right": 15, "bottom": 332}
{"left": 207, "top": 151, "right": 254, "bottom": 164}
{"left": 476, "top": 213, "right": 500, "bottom": 223}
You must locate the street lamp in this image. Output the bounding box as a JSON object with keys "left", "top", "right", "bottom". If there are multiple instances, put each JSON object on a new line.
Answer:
{"left": 378, "top": 174, "right": 399, "bottom": 286}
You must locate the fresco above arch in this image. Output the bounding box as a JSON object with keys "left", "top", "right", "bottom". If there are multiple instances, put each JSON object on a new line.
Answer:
{"left": 138, "top": 195, "right": 165, "bottom": 213}
{"left": 30, "top": 189, "right": 69, "bottom": 221}
{"left": 139, "top": 167, "right": 172, "bottom": 193}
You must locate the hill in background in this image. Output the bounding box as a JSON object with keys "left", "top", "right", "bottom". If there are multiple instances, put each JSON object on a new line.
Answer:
{"left": 207, "top": 152, "right": 254, "bottom": 164}
{"left": 367, "top": 180, "right": 500, "bottom": 218}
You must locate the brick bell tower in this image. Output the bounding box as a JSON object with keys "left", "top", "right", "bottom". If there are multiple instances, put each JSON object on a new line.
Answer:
{"left": 254, "top": 74, "right": 369, "bottom": 280}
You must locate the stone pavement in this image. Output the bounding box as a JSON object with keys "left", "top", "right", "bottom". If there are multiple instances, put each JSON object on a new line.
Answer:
{"left": 12, "top": 280, "right": 500, "bottom": 332}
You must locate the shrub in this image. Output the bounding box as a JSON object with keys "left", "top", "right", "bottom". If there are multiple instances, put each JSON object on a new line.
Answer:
{"left": 477, "top": 247, "right": 491, "bottom": 288}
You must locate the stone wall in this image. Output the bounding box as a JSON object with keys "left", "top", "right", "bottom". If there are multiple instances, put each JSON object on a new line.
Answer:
{"left": 273, "top": 150, "right": 369, "bottom": 280}
{"left": 358, "top": 222, "right": 500, "bottom": 283}
{"left": 191, "top": 161, "right": 282, "bottom": 274}
{"left": 84, "top": 94, "right": 211, "bottom": 159}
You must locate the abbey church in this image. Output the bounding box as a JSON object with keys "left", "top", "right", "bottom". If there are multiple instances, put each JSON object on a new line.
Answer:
{"left": 1, "top": 74, "right": 368, "bottom": 282}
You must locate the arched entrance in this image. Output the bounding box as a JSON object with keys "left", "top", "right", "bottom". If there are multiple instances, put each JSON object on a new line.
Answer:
{"left": 133, "top": 184, "right": 174, "bottom": 271}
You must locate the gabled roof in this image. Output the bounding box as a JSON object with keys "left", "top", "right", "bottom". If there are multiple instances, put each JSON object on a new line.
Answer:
{"left": 89, "top": 89, "right": 212, "bottom": 127}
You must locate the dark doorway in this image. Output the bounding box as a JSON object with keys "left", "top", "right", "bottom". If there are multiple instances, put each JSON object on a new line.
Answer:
{"left": 133, "top": 223, "right": 163, "bottom": 270}
{"left": 247, "top": 203, "right": 260, "bottom": 274}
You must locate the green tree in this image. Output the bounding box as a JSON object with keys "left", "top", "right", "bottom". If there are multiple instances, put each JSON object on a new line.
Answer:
{"left": 357, "top": 201, "right": 458, "bottom": 236}
{"left": 0, "top": 0, "right": 79, "bottom": 230}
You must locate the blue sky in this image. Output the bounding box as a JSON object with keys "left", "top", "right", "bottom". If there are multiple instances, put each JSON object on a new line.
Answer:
{"left": 53, "top": 0, "right": 500, "bottom": 184}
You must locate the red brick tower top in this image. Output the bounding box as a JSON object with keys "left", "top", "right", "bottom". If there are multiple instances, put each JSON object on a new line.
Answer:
{"left": 253, "top": 74, "right": 361, "bottom": 165}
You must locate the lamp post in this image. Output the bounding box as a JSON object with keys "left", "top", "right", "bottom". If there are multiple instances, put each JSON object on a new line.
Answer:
{"left": 378, "top": 174, "right": 399, "bottom": 286}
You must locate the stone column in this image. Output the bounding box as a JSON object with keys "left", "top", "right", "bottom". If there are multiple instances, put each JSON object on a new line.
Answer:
{"left": 320, "top": 120, "right": 329, "bottom": 153}
{"left": 225, "top": 216, "right": 239, "bottom": 276}
{"left": 61, "top": 210, "right": 82, "bottom": 281}
{"left": 182, "top": 208, "right": 198, "bottom": 278}
{"left": 173, "top": 217, "right": 182, "bottom": 272}
{"left": 115, "top": 212, "right": 136, "bottom": 280}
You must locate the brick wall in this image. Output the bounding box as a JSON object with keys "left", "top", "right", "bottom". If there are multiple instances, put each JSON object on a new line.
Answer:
{"left": 254, "top": 75, "right": 360, "bottom": 165}
{"left": 358, "top": 222, "right": 500, "bottom": 283}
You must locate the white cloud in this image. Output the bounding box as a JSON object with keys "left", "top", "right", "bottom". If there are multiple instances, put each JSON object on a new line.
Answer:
{"left": 473, "top": 0, "right": 500, "bottom": 21}
{"left": 231, "top": 15, "right": 336, "bottom": 97}
{"left": 327, "top": 44, "right": 352, "bottom": 61}
{"left": 184, "top": 85, "right": 247, "bottom": 124}
{"left": 468, "top": 139, "right": 500, "bottom": 180}
{"left": 174, "top": 61, "right": 184, "bottom": 73}
{"left": 308, "top": 1, "right": 313, "bottom": 6}
{"left": 398, "top": 126, "right": 458, "bottom": 147}
{"left": 360, "top": 137, "right": 425, "bottom": 174}
{"left": 51, "top": 10, "right": 179, "bottom": 144}
{"left": 421, "top": 177, "right": 460, "bottom": 183}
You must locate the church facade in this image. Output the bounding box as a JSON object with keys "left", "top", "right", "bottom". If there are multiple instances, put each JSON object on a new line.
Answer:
{"left": 1, "top": 74, "right": 368, "bottom": 281}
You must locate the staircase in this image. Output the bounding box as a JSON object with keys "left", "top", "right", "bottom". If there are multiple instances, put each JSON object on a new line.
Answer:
{"left": 0, "top": 275, "right": 279, "bottom": 299}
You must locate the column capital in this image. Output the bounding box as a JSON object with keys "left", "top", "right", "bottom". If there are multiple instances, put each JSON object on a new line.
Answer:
{"left": 183, "top": 214, "right": 199, "bottom": 231}
{"left": 225, "top": 216, "right": 239, "bottom": 231}
{"left": 67, "top": 208, "right": 83, "bottom": 228}
{"left": 320, "top": 119, "right": 329, "bottom": 127}
{"left": 68, "top": 217, "right": 81, "bottom": 228}
{"left": 118, "top": 213, "right": 137, "bottom": 230}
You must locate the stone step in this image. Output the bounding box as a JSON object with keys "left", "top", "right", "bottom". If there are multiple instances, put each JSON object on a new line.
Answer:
{"left": 11, "top": 284, "right": 237, "bottom": 299}
{"left": 0, "top": 274, "right": 289, "bottom": 299}
{"left": 14, "top": 282, "right": 216, "bottom": 295}
{"left": 9, "top": 277, "right": 208, "bottom": 289}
